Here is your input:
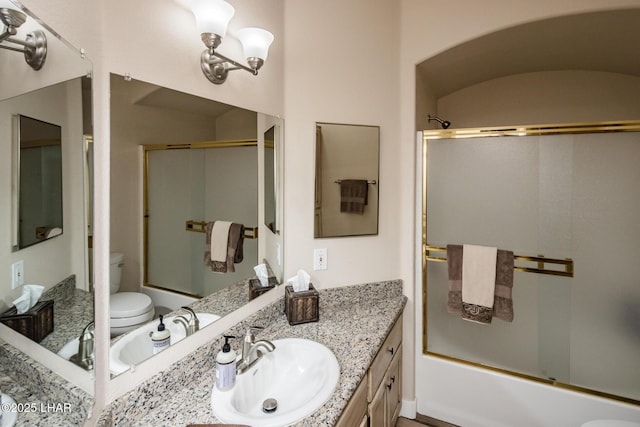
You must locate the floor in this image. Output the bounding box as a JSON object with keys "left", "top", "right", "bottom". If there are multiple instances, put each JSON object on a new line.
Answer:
{"left": 396, "top": 417, "right": 430, "bottom": 427}
{"left": 396, "top": 415, "right": 457, "bottom": 427}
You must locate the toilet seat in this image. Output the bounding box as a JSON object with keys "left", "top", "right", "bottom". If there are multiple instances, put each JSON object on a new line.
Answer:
{"left": 110, "top": 292, "right": 154, "bottom": 335}
{"left": 582, "top": 421, "right": 640, "bottom": 427}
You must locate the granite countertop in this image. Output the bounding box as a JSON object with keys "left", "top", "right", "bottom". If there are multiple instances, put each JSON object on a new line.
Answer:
{"left": 39, "top": 275, "right": 94, "bottom": 355}
{"left": 99, "top": 280, "right": 406, "bottom": 427}
{"left": 0, "top": 339, "right": 93, "bottom": 427}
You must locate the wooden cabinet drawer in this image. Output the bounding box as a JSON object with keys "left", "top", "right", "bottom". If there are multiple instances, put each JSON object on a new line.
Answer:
{"left": 386, "top": 345, "right": 402, "bottom": 426}
{"left": 335, "top": 376, "right": 368, "bottom": 427}
{"left": 368, "top": 317, "right": 402, "bottom": 401}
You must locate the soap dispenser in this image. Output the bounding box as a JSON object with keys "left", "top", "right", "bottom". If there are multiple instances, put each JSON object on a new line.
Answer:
{"left": 215, "top": 335, "right": 236, "bottom": 391}
{"left": 149, "top": 314, "right": 171, "bottom": 355}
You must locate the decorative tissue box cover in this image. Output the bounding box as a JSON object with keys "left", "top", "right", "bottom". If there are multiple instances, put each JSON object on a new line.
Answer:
{"left": 0, "top": 300, "right": 54, "bottom": 342}
{"left": 284, "top": 284, "right": 319, "bottom": 325}
{"left": 249, "top": 277, "right": 278, "bottom": 300}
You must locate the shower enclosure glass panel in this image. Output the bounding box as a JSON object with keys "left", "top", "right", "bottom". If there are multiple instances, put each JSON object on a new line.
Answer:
{"left": 146, "top": 146, "right": 258, "bottom": 297}
{"left": 425, "top": 131, "right": 640, "bottom": 403}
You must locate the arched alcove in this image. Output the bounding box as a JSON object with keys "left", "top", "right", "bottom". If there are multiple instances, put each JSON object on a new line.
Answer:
{"left": 416, "top": 8, "right": 640, "bottom": 129}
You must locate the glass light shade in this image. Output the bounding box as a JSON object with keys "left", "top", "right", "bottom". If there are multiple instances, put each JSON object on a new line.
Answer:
{"left": 0, "top": 0, "right": 18, "bottom": 8}
{"left": 237, "top": 27, "right": 274, "bottom": 61}
{"left": 191, "top": 0, "right": 235, "bottom": 37}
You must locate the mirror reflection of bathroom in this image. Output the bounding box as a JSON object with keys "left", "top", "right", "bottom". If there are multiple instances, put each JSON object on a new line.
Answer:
{"left": 108, "top": 74, "right": 283, "bottom": 375}
{"left": 314, "top": 122, "right": 380, "bottom": 238}
{"left": 0, "top": 0, "right": 95, "bottom": 404}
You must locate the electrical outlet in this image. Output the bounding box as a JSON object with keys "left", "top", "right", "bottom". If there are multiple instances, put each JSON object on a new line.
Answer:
{"left": 313, "top": 248, "right": 327, "bottom": 271}
{"left": 12, "top": 260, "right": 24, "bottom": 289}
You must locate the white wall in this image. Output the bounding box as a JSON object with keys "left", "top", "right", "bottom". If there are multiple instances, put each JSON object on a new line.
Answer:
{"left": 404, "top": 1, "right": 640, "bottom": 425}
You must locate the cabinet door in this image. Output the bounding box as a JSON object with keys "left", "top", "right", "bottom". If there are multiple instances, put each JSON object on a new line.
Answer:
{"left": 369, "top": 378, "right": 386, "bottom": 427}
{"left": 385, "top": 346, "right": 402, "bottom": 426}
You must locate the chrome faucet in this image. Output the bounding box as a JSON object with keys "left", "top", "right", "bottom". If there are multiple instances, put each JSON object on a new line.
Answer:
{"left": 236, "top": 326, "right": 275, "bottom": 375}
{"left": 173, "top": 306, "right": 200, "bottom": 336}
{"left": 70, "top": 321, "right": 94, "bottom": 371}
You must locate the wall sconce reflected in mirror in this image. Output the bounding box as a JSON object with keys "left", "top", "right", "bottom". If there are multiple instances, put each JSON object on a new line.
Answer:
{"left": 192, "top": 0, "right": 274, "bottom": 85}
{"left": 0, "top": 2, "right": 47, "bottom": 70}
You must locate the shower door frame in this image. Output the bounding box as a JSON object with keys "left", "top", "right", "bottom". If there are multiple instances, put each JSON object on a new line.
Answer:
{"left": 420, "top": 119, "right": 640, "bottom": 406}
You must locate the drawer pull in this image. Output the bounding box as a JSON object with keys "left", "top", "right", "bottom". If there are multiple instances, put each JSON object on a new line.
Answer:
{"left": 388, "top": 346, "right": 395, "bottom": 355}
{"left": 386, "top": 376, "right": 396, "bottom": 390}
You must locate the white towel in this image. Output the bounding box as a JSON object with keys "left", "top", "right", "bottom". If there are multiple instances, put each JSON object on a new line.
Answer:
{"left": 462, "top": 244, "right": 497, "bottom": 308}
{"left": 210, "top": 221, "right": 232, "bottom": 262}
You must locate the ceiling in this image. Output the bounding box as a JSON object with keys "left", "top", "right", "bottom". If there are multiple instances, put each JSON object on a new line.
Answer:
{"left": 136, "top": 85, "right": 237, "bottom": 118}
{"left": 417, "top": 8, "right": 640, "bottom": 98}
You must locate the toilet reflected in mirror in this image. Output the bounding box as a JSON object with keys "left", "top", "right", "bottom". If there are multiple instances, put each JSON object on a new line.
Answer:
{"left": 109, "top": 253, "right": 154, "bottom": 337}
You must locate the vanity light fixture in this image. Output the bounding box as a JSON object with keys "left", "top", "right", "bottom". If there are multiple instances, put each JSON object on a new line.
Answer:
{"left": 0, "top": 3, "right": 46, "bottom": 70}
{"left": 192, "top": 0, "right": 274, "bottom": 85}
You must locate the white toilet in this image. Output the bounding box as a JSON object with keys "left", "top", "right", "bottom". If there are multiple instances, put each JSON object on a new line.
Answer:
{"left": 109, "top": 253, "right": 155, "bottom": 336}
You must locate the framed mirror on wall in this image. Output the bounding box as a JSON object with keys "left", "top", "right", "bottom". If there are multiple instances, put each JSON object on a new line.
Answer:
{"left": 13, "top": 114, "right": 63, "bottom": 250}
{"left": 314, "top": 122, "right": 380, "bottom": 238}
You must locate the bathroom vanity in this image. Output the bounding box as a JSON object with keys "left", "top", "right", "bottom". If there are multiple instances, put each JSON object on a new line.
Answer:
{"left": 96, "top": 280, "right": 406, "bottom": 426}
{"left": 336, "top": 315, "right": 402, "bottom": 427}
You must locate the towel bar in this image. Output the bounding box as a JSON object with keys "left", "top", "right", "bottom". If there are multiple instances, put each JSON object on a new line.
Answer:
{"left": 425, "top": 244, "right": 574, "bottom": 277}
{"left": 334, "top": 179, "right": 377, "bottom": 184}
{"left": 185, "top": 220, "right": 258, "bottom": 239}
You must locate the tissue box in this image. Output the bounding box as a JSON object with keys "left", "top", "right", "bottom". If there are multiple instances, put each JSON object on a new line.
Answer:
{"left": 249, "top": 277, "right": 278, "bottom": 301}
{"left": 284, "top": 284, "right": 319, "bottom": 325}
{"left": 0, "top": 300, "right": 54, "bottom": 342}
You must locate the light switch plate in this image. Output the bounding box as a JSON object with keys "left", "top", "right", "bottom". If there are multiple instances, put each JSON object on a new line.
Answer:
{"left": 313, "top": 248, "right": 327, "bottom": 270}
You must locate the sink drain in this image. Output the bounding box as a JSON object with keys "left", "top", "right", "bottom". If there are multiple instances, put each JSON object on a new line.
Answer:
{"left": 262, "top": 398, "right": 278, "bottom": 413}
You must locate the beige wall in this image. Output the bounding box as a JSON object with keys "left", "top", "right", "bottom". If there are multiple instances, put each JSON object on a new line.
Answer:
{"left": 438, "top": 70, "right": 640, "bottom": 128}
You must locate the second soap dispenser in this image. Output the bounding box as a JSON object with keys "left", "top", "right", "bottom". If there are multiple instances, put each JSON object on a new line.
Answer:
{"left": 149, "top": 314, "right": 171, "bottom": 355}
{"left": 215, "top": 335, "right": 236, "bottom": 391}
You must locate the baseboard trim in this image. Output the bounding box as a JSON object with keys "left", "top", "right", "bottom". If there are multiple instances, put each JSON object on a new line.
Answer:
{"left": 400, "top": 398, "right": 417, "bottom": 419}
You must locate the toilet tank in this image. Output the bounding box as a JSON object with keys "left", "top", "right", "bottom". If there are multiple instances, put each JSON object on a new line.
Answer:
{"left": 109, "top": 252, "right": 125, "bottom": 294}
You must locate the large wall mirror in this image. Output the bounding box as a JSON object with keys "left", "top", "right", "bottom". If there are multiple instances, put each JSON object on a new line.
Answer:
{"left": 109, "top": 74, "right": 284, "bottom": 376}
{"left": 0, "top": 0, "right": 94, "bottom": 394}
{"left": 314, "top": 122, "right": 380, "bottom": 238}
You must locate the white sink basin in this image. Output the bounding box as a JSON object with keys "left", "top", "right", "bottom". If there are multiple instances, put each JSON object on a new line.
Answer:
{"left": 211, "top": 338, "right": 340, "bottom": 427}
{"left": 57, "top": 337, "right": 80, "bottom": 360}
{"left": 110, "top": 312, "right": 220, "bottom": 375}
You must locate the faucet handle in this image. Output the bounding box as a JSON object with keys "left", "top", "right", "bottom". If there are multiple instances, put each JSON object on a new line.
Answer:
{"left": 245, "top": 326, "right": 264, "bottom": 341}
